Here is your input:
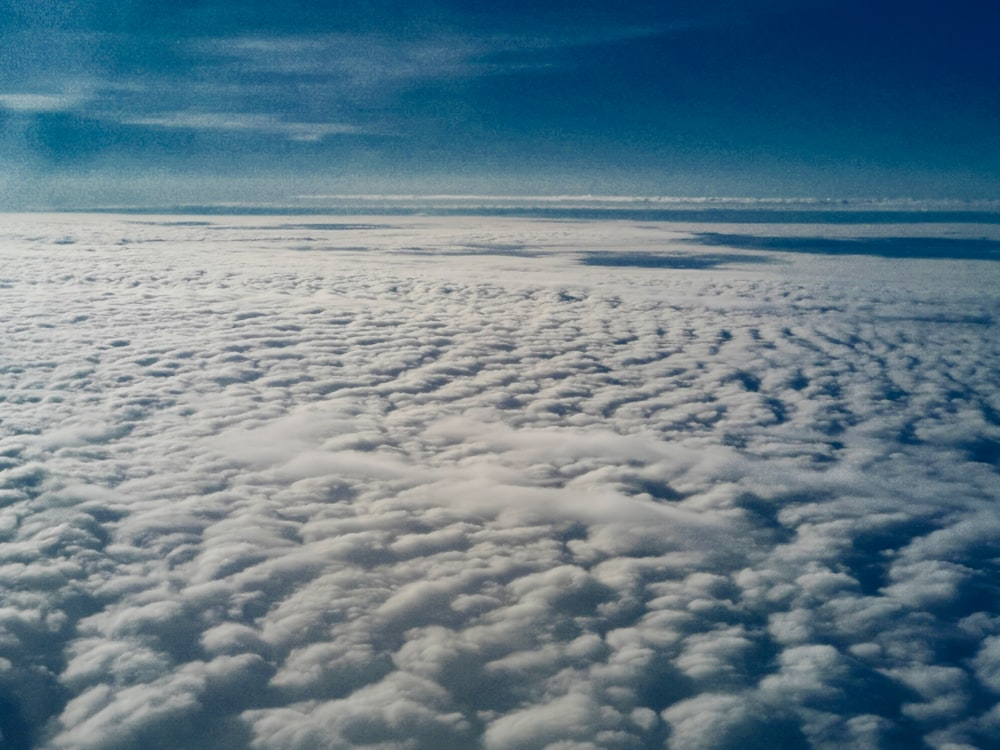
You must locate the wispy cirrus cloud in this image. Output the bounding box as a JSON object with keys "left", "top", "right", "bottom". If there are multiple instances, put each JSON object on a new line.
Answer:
{"left": 122, "top": 112, "right": 369, "bottom": 141}
{"left": 0, "top": 91, "right": 91, "bottom": 113}
{"left": 198, "top": 33, "right": 487, "bottom": 81}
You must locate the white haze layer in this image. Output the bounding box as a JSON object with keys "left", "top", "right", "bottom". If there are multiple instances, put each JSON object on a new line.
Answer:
{"left": 1, "top": 213, "right": 998, "bottom": 750}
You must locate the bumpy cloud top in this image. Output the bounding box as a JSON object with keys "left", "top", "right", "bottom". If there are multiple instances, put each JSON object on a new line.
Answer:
{"left": 1, "top": 214, "right": 998, "bottom": 749}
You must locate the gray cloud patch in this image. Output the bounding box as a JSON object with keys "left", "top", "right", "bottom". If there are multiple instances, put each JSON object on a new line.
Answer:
{"left": 1, "top": 214, "right": 998, "bottom": 748}
{"left": 579, "top": 252, "right": 774, "bottom": 269}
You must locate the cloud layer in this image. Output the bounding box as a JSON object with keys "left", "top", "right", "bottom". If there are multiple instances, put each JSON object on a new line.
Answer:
{"left": 1, "top": 213, "right": 998, "bottom": 749}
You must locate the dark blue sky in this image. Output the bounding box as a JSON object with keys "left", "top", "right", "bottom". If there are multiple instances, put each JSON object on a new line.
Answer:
{"left": 1, "top": 0, "right": 997, "bottom": 207}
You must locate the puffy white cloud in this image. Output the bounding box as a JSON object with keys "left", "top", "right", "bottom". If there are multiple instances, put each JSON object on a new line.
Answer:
{"left": 0, "top": 212, "right": 997, "bottom": 748}
{"left": 661, "top": 692, "right": 788, "bottom": 750}
{"left": 972, "top": 636, "right": 1000, "bottom": 694}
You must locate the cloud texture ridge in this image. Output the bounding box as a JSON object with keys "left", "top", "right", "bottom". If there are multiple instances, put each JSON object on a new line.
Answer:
{"left": 1, "top": 213, "right": 998, "bottom": 749}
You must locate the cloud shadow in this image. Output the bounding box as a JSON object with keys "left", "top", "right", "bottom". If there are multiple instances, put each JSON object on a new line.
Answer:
{"left": 684, "top": 234, "right": 1000, "bottom": 260}
{"left": 579, "top": 252, "right": 776, "bottom": 269}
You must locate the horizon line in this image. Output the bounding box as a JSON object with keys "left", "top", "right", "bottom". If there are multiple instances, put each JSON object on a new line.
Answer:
{"left": 6, "top": 194, "right": 1000, "bottom": 214}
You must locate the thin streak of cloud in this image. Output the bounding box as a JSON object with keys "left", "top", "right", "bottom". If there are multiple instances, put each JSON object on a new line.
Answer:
{"left": 0, "top": 92, "right": 89, "bottom": 113}
{"left": 122, "top": 112, "right": 369, "bottom": 141}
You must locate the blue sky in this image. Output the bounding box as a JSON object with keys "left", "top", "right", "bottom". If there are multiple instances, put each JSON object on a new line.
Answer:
{"left": 1, "top": 0, "right": 998, "bottom": 207}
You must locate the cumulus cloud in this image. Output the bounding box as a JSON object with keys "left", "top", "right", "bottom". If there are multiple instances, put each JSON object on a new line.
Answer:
{"left": 0, "top": 212, "right": 998, "bottom": 748}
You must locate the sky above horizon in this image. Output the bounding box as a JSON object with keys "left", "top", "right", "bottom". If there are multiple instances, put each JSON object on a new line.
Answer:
{"left": 1, "top": 0, "right": 998, "bottom": 207}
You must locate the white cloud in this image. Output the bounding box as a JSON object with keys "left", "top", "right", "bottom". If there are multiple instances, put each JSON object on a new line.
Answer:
{"left": 661, "top": 692, "right": 778, "bottom": 750}
{"left": 972, "top": 636, "right": 1000, "bottom": 694}
{"left": 482, "top": 690, "right": 607, "bottom": 749}
{"left": 0, "top": 212, "right": 998, "bottom": 748}
{"left": 123, "top": 112, "right": 366, "bottom": 141}
{"left": 0, "top": 92, "right": 87, "bottom": 112}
